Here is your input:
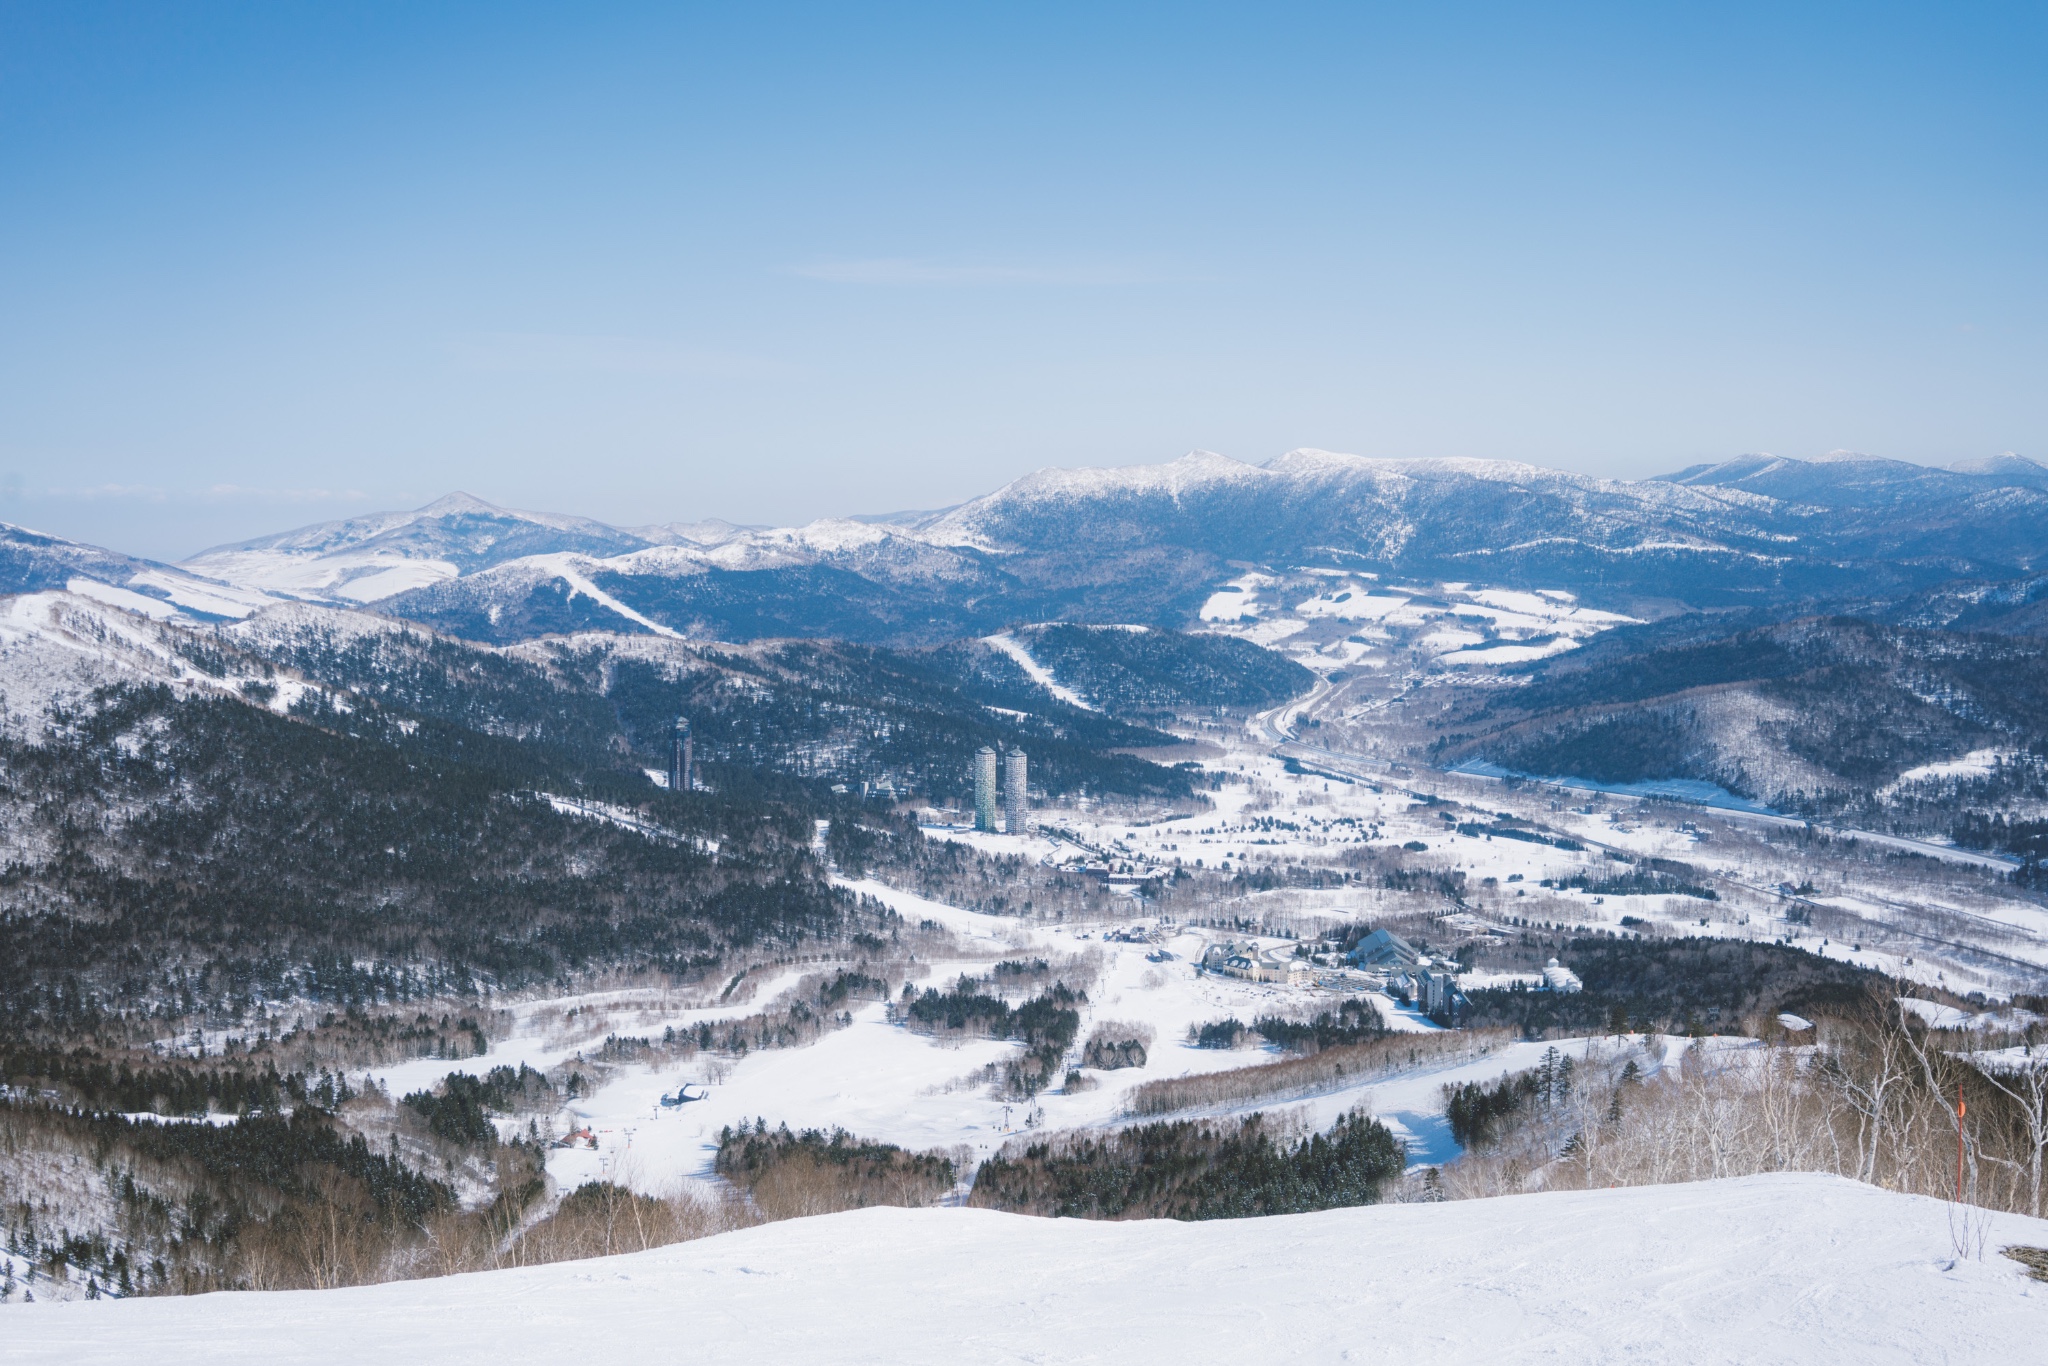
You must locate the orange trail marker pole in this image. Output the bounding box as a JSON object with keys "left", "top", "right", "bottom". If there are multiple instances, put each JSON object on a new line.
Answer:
{"left": 1956, "top": 1093, "right": 1966, "bottom": 1201}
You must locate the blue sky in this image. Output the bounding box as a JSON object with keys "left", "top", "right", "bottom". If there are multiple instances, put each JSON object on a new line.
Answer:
{"left": 2, "top": 2, "right": 2043, "bottom": 558}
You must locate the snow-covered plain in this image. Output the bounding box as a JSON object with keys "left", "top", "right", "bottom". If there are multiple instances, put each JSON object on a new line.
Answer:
{"left": 14, "top": 1174, "right": 2045, "bottom": 1365}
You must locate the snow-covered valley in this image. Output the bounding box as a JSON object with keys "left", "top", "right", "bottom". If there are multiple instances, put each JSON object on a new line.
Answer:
{"left": 276, "top": 713, "right": 2048, "bottom": 1220}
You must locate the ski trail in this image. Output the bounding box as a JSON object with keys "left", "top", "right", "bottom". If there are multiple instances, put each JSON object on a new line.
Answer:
{"left": 525, "top": 554, "right": 682, "bottom": 637}
{"left": 982, "top": 631, "right": 1094, "bottom": 710}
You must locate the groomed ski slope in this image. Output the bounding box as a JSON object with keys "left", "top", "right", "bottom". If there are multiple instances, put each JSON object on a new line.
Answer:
{"left": 13, "top": 1175, "right": 2045, "bottom": 1365}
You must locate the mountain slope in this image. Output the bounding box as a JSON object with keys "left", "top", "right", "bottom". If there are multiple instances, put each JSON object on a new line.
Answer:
{"left": 0, "top": 684, "right": 839, "bottom": 1029}
{"left": 1002, "top": 622, "right": 1315, "bottom": 715}
{"left": 0, "top": 524, "right": 276, "bottom": 622}
{"left": 11, "top": 1175, "right": 2044, "bottom": 1364}
{"left": 0, "top": 590, "right": 334, "bottom": 734}
{"left": 1659, "top": 450, "right": 2048, "bottom": 509}
{"left": 1435, "top": 615, "right": 2048, "bottom": 825}
{"left": 181, "top": 493, "right": 663, "bottom": 604}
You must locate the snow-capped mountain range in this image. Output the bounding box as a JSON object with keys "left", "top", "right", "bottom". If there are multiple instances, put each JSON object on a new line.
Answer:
{"left": 7, "top": 447, "right": 2048, "bottom": 645}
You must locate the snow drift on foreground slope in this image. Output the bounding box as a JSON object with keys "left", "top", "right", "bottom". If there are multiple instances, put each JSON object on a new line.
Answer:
{"left": 13, "top": 1174, "right": 2046, "bottom": 1366}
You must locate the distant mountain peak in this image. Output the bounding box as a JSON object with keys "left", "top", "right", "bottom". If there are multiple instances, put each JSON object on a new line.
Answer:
{"left": 1656, "top": 450, "right": 2048, "bottom": 504}
{"left": 1017, "top": 450, "right": 1261, "bottom": 495}
{"left": 1949, "top": 452, "right": 2048, "bottom": 483}
{"left": 627, "top": 517, "right": 764, "bottom": 546}
{"left": 1657, "top": 454, "right": 1794, "bottom": 485}
{"left": 416, "top": 491, "right": 504, "bottom": 516}
{"left": 180, "top": 492, "right": 657, "bottom": 605}
{"left": 1262, "top": 447, "right": 1377, "bottom": 476}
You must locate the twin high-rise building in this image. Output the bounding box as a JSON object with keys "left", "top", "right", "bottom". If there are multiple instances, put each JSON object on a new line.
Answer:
{"left": 1003, "top": 748, "right": 1028, "bottom": 835}
{"left": 669, "top": 716, "right": 694, "bottom": 793}
{"left": 973, "top": 745, "right": 1029, "bottom": 833}
{"left": 974, "top": 746, "right": 999, "bottom": 831}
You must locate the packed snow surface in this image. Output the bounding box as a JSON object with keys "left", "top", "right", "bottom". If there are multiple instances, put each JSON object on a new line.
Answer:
{"left": 14, "top": 1175, "right": 2045, "bottom": 1365}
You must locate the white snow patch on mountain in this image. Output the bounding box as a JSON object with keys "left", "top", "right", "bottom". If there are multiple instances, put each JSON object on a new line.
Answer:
{"left": 1446, "top": 636, "right": 1582, "bottom": 665}
{"left": 1199, "top": 571, "right": 1280, "bottom": 622}
{"left": 183, "top": 543, "right": 465, "bottom": 602}
{"left": 121, "top": 568, "right": 275, "bottom": 619}
{"left": 1293, "top": 589, "right": 1413, "bottom": 622}
{"left": 12, "top": 1174, "right": 2044, "bottom": 1365}
{"left": 64, "top": 576, "right": 181, "bottom": 621}
{"left": 329, "top": 560, "right": 463, "bottom": 602}
{"left": 1882, "top": 748, "right": 2012, "bottom": 793}
{"left": 1899, "top": 998, "right": 1974, "bottom": 1030}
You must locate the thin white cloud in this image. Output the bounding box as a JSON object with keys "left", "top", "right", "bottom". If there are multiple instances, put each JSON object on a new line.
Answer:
{"left": 448, "top": 332, "right": 787, "bottom": 378}
{"left": 27, "top": 484, "right": 366, "bottom": 504}
{"left": 39, "top": 483, "right": 169, "bottom": 502}
{"left": 205, "top": 485, "right": 368, "bottom": 503}
{"left": 790, "top": 257, "right": 1181, "bottom": 286}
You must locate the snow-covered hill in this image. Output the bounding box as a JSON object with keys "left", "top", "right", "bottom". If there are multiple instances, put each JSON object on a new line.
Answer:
{"left": 0, "top": 591, "right": 337, "bottom": 733}
{"left": 180, "top": 492, "right": 661, "bottom": 604}
{"left": 0, "top": 522, "right": 276, "bottom": 622}
{"left": 11, "top": 1174, "right": 2044, "bottom": 1365}
{"left": 1662, "top": 449, "right": 2048, "bottom": 508}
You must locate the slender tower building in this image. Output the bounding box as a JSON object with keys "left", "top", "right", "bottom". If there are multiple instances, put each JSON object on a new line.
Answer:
{"left": 669, "top": 716, "right": 693, "bottom": 793}
{"left": 974, "top": 746, "right": 999, "bottom": 832}
{"left": 1003, "top": 748, "right": 1028, "bottom": 835}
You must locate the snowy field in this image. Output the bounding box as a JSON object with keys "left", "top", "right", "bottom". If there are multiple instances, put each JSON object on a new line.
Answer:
{"left": 14, "top": 1174, "right": 2045, "bottom": 1365}
{"left": 1197, "top": 568, "right": 1635, "bottom": 675}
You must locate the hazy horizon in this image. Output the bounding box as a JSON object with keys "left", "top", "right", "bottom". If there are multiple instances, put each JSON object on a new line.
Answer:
{"left": 4, "top": 3, "right": 2042, "bottom": 560}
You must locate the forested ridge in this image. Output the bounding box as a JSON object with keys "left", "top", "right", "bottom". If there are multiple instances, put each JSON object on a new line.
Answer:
{"left": 0, "top": 685, "right": 844, "bottom": 1033}
{"left": 1004, "top": 624, "right": 1314, "bottom": 717}
{"left": 245, "top": 619, "right": 1220, "bottom": 806}
{"left": 592, "top": 641, "right": 1197, "bottom": 804}
{"left": 1434, "top": 615, "right": 2048, "bottom": 833}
